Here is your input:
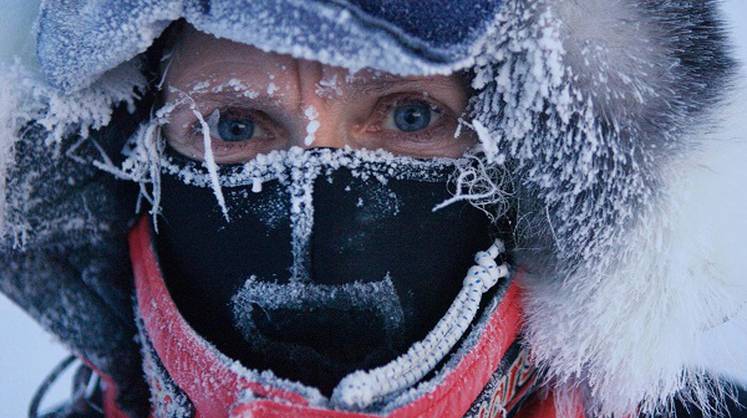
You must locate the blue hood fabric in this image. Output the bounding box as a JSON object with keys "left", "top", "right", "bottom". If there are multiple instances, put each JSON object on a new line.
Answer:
{"left": 37, "top": 0, "right": 503, "bottom": 93}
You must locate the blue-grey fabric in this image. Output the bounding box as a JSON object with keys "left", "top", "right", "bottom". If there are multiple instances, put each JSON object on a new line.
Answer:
{"left": 37, "top": 0, "right": 503, "bottom": 93}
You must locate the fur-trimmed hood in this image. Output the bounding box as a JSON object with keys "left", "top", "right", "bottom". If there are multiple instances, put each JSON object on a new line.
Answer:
{"left": 0, "top": 1, "right": 744, "bottom": 417}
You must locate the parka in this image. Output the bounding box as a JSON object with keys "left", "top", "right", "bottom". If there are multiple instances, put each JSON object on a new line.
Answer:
{"left": 0, "top": 1, "right": 745, "bottom": 417}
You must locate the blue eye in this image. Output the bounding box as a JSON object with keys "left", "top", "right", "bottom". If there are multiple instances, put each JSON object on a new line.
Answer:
{"left": 216, "top": 112, "right": 255, "bottom": 142}
{"left": 393, "top": 101, "right": 433, "bottom": 132}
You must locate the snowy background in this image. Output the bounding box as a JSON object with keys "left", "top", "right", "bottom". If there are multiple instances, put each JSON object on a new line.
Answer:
{"left": 1, "top": 2, "right": 746, "bottom": 417}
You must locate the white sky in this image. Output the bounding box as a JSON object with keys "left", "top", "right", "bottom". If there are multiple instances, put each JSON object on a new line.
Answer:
{"left": 1, "top": 2, "right": 746, "bottom": 417}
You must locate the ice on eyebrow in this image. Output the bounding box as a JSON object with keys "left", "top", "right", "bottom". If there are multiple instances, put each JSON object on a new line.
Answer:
{"left": 315, "top": 74, "right": 342, "bottom": 97}
{"left": 206, "top": 78, "right": 260, "bottom": 98}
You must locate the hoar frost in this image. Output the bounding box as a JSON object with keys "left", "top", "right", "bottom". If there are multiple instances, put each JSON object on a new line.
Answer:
{"left": 303, "top": 105, "right": 320, "bottom": 146}
{"left": 332, "top": 240, "right": 509, "bottom": 409}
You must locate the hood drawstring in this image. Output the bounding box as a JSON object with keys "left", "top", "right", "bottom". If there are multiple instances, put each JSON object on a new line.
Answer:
{"left": 30, "top": 355, "right": 103, "bottom": 418}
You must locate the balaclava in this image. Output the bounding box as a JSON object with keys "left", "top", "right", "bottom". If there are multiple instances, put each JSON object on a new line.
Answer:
{"left": 153, "top": 142, "right": 511, "bottom": 396}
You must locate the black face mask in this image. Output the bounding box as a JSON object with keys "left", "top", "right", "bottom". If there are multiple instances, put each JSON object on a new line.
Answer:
{"left": 154, "top": 147, "right": 503, "bottom": 395}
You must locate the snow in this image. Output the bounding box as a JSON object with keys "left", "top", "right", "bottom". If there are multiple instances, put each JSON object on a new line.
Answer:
{"left": 0, "top": 294, "right": 70, "bottom": 418}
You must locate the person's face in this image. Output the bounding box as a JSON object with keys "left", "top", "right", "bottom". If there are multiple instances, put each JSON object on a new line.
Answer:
{"left": 163, "top": 27, "right": 476, "bottom": 164}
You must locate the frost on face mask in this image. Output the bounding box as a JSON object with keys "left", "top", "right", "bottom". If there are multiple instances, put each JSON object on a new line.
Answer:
{"left": 147, "top": 129, "right": 513, "bottom": 406}
{"left": 107, "top": 87, "right": 512, "bottom": 237}
{"left": 230, "top": 275, "right": 407, "bottom": 387}
{"left": 158, "top": 145, "right": 481, "bottom": 279}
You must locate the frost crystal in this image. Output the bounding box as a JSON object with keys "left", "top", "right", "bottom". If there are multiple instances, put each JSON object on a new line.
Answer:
{"left": 193, "top": 107, "right": 230, "bottom": 222}
{"left": 0, "top": 58, "right": 145, "bottom": 246}
{"left": 331, "top": 240, "right": 509, "bottom": 409}
{"left": 266, "top": 82, "right": 278, "bottom": 96}
{"left": 303, "top": 105, "right": 320, "bottom": 146}
{"left": 316, "top": 74, "right": 342, "bottom": 97}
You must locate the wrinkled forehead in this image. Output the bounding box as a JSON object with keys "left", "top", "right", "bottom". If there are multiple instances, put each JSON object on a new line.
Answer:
{"left": 167, "top": 27, "right": 298, "bottom": 88}
{"left": 36, "top": 0, "right": 504, "bottom": 93}
{"left": 166, "top": 27, "right": 467, "bottom": 96}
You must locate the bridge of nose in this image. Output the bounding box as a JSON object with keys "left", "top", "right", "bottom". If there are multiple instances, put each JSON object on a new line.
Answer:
{"left": 292, "top": 59, "right": 351, "bottom": 150}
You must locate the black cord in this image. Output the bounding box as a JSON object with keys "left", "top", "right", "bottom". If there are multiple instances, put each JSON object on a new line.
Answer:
{"left": 28, "top": 355, "right": 77, "bottom": 418}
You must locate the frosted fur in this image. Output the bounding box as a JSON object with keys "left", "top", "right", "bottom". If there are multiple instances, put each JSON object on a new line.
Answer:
{"left": 465, "top": 0, "right": 744, "bottom": 416}
{"left": 0, "top": 59, "right": 145, "bottom": 247}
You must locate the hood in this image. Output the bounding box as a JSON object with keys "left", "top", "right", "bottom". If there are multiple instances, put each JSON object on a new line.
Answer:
{"left": 36, "top": 0, "right": 505, "bottom": 94}
{"left": 0, "top": 1, "right": 744, "bottom": 417}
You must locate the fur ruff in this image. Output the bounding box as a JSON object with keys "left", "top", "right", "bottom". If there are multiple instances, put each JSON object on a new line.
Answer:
{"left": 467, "top": 0, "right": 746, "bottom": 416}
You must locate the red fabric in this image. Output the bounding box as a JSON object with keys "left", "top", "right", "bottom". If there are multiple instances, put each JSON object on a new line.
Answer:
{"left": 127, "top": 215, "right": 540, "bottom": 418}
{"left": 102, "top": 375, "right": 131, "bottom": 418}
{"left": 513, "top": 391, "right": 586, "bottom": 418}
{"left": 75, "top": 357, "right": 138, "bottom": 418}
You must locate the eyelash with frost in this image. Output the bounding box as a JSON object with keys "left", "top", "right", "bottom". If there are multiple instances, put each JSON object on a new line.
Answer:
{"left": 190, "top": 104, "right": 231, "bottom": 222}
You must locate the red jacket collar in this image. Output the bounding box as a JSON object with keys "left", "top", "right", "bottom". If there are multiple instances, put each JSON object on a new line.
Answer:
{"left": 128, "top": 215, "right": 534, "bottom": 418}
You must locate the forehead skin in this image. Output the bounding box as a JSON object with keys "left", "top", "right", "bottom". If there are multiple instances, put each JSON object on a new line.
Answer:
{"left": 167, "top": 27, "right": 301, "bottom": 102}
{"left": 165, "top": 26, "right": 469, "bottom": 117}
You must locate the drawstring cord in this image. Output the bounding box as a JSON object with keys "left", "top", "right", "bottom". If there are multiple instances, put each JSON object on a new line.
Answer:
{"left": 29, "top": 355, "right": 76, "bottom": 418}
{"left": 331, "top": 239, "right": 510, "bottom": 409}
{"left": 29, "top": 355, "right": 103, "bottom": 418}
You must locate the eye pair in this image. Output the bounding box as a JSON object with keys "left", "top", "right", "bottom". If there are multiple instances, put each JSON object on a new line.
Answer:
{"left": 206, "top": 99, "right": 438, "bottom": 143}
{"left": 165, "top": 89, "right": 474, "bottom": 163}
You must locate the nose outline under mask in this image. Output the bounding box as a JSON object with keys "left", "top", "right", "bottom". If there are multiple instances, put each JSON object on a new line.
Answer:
{"left": 231, "top": 275, "right": 406, "bottom": 373}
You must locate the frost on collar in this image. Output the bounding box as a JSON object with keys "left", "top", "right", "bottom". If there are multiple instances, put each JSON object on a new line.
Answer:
{"left": 37, "top": 0, "right": 504, "bottom": 94}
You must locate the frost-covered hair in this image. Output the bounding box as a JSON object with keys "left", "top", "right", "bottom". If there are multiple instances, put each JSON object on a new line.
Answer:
{"left": 0, "top": 0, "right": 745, "bottom": 417}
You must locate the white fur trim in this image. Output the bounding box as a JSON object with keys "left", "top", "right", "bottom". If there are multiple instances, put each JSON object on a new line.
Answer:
{"left": 522, "top": 73, "right": 747, "bottom": 418}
